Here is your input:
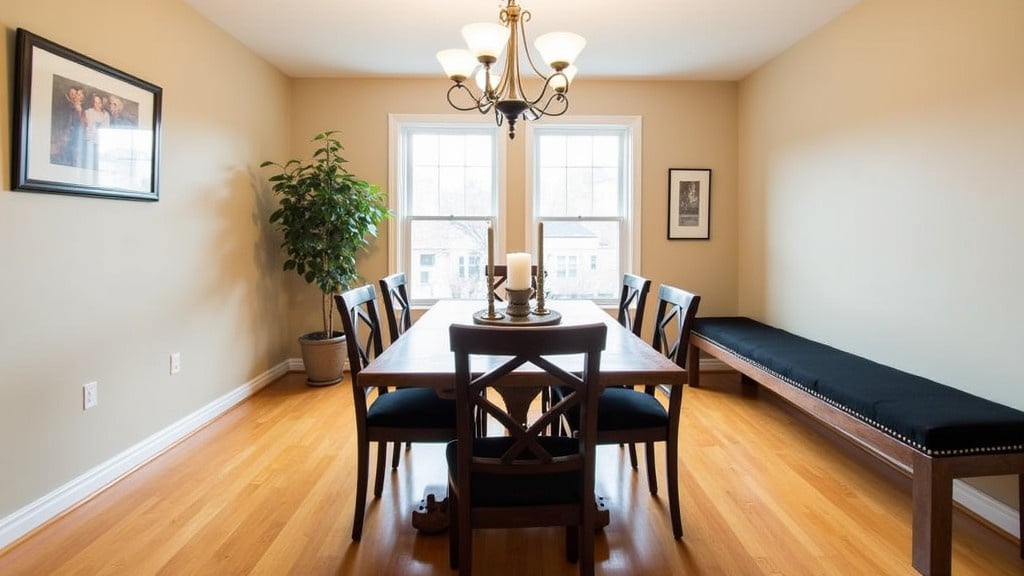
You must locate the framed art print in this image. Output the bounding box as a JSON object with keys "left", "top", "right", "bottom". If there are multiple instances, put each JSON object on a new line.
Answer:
{"left": 667, "top": 168, "right": 711, "bottom": 240}
{"left": 12, "top": 29, "right": 162, "bottom": 201}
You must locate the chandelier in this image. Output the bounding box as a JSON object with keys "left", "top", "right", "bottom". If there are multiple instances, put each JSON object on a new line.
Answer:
{"left": 436, "top": 0, "right": 585, "bottom": 139}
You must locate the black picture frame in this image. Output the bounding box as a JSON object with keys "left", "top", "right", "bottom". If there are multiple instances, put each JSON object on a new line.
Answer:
{"left": 12, "top": 29, "right": 162, "bottom": 201}
{"left": 667, "top": 168, "right": 711, "bottom": 240}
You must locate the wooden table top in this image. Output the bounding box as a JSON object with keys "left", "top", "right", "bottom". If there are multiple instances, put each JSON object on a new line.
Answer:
{"left": 358, "top": 300, "right": 685, "bottom": 390}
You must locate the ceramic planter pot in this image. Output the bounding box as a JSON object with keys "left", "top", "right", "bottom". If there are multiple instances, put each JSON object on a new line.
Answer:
{"left": 298, "top": 331, "right": 346, "bottom": 386}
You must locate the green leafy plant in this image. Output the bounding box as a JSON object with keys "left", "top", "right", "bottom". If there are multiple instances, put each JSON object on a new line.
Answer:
{"left": 262, "top": 131, "right": 390, "bottom": 339}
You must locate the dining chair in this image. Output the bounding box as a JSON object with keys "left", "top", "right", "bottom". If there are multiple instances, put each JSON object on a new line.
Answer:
{"left": 616, "top": 273, "right": 652, "bottom": 469}
{"left": 379, "top": 272, "right": 414, "bottom": 468}
{"left": 489, "top": 264, "right": 538, "bottom": 302}
{"left": 335, "top": 284, "right": 458, "bottom": 541}
{"left": 599, "top": 284, "right": 699, "bottom": 539}
{"left": 447, "top": 322, "right": 607, "bottom": 576}
{"left": 553, "top": 283, "right": 699, "bottom": 539}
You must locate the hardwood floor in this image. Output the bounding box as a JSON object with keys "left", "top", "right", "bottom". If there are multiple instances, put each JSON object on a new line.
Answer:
{"left": 1, "top": 372, "right": 1021, "bottom": 575}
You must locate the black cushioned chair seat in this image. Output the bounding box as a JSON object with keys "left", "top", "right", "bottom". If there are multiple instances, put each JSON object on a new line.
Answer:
{"left": 693, "top": 317, "right": 1024, "bottom": 456}
{"left": 446, "top": 437, "right": 582, "bottom": 507}
{"left": 597, "top": 387, "right": 669, "bottom": 430}
{"left": 367, "top": 387, "right": 456, "bottom": 428}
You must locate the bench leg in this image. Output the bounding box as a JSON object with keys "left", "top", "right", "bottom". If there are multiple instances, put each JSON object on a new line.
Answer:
{"left": 1020, "top": 474, "right": 1024, "bottom": 559}
{"left": 911, "top": 453, "right": 953, "bottom": 576}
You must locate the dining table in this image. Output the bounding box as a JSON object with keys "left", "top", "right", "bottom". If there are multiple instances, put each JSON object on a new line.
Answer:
{"left": 358, "top": 298, "right": 687, "bottom": 531}
{"left": 358, "top": 299, "right": 687, "bottom": 422}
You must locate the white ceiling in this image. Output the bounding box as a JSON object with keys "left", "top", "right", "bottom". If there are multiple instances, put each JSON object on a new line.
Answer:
{"left": 184, "top": 0, "right": 860, "bottom": 80}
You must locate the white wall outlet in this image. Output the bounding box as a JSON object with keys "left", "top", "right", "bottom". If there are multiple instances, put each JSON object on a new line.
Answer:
{"left": 83, "top": 381, "right": 98, "bottom": 410}
{"left": 170, "top": 352, "right": 181, "bottom": 375}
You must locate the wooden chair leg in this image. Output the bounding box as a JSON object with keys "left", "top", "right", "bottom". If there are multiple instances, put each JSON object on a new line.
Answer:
{"left": 628, "top": 443, "right": 639, "bottom": 469}
{"left": 352, "top": 437, "right": 369, "bottom": 541}
{"left": 667, "top": 436, "right": 682, "bottom": 539}
{"left": 391, "top": 441, "right": 401, "bottom": 469}
{"left": 565, "top": 525, "right": 579, "bottom": 563}
{"left": 645, "top": 442, "right": 658, "bottom": 495}
{"left": 373, "top": 442, "right": 387, "bottom": 498}
{"left": 581, "top": 500, "right": 596, "bottom": 576}
{"left": 448, "top": 485, "right": 459, "bottom": 570}
{"left": 458, "top": 489, "right": 473, "bottom": 576}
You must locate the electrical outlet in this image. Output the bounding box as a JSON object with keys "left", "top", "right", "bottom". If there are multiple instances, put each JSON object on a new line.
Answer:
{"left": 170, "top": 352, "right": 181, "bottom": 375}
{"left": 83, "top": 381, "right": 98, "bottom": 410}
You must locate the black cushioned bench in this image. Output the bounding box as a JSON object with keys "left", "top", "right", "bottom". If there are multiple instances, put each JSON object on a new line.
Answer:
{"left": 686, "top": 316, "right": 1024, "bottom": 576}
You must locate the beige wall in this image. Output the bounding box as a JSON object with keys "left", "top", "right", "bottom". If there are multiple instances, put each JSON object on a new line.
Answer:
{"left": 0, "top": 0, "right": 292, "bottom": 520}
{"left": 738, "top": 0, "right": 1024, "bottom": 505}
{"left": 286, "top": 77, "right": 738, "bottom": 348}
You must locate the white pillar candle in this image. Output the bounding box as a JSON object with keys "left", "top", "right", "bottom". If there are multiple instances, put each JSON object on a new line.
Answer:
{"left": 506, "top": 252, "right": 532, "bottom": 290}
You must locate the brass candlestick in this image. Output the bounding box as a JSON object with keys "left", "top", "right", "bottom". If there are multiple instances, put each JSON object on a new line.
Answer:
{"left": 533, "top": 267, "right": 550, "bottom": 315}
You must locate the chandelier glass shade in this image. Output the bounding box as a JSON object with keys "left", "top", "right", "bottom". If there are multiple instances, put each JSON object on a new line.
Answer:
{"left": 436, "top": 0, "right": 585, "bottom": 139}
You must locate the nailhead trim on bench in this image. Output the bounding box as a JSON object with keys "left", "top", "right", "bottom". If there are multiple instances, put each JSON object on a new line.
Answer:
{"left": 693, "top": 331, "right": 1024, "bottom": 458}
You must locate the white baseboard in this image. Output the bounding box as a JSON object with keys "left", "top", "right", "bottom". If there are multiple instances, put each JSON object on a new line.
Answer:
{"left": 954, "top": 479, "right": 1019, "bottom": 539}
{"left": 0, "top": 361, "right": 291, "bottom": 551}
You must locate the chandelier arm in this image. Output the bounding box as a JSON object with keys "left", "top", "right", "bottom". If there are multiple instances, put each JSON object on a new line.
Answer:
{"left": 446, "top": 83, "right": 492, "bottom": 114}
{"left": 532, "top": 92, "right": 569, "bottom": 118}
{"left": 518, "top": 70, "right": 569, "bottom": 109}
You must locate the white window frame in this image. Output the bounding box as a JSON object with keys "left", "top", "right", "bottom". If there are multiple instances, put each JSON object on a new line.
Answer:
{"left": 388, "top": 114, "right": 508, "bottom": 306}
{"left": 523, "top": 116, "right": 642, "bottom": 306}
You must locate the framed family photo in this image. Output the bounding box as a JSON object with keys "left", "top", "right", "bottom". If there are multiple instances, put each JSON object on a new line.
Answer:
{"left": 12, "top": 29, "right": 162, "bottom": 201}
{"left": 667, "top": 168, "right": 711, "bottom": 240}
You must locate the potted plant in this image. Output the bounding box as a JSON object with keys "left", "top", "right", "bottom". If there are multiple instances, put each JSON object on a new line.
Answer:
{"left": 262, "top": 131, "right": 390, "bottom": 386}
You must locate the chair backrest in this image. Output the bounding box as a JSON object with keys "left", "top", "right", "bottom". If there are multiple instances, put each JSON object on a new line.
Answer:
{"left": 489, "top": 264, "right": 538, "bottom": 302}
{"left": 336, "top": 284, "right": 386, "bottom": 424}
{"left": 378, "top": 273, "right": 411, "bottom": 344}
{"left": 617, "top": 273, "right": 652, "bottom": 337}
{"left": 651, "top": 284, "right": 701, "bottom": 371}
{"left": 449, "top": 323, "right": 606, "bottom": 479}
{"left": 335, "top": 284, "right": 385, "bottom": 380}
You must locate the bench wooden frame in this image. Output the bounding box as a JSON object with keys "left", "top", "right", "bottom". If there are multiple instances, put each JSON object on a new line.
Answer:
{"left": 687, "top": 333, "right": 1024, "bottom": 576}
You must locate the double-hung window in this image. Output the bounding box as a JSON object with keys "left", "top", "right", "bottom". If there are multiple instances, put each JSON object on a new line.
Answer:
{"left": 390, "top": 117, "right": 504, "bottom": 305}
{"left": 527, "top": 118, "right": 641, "bottom": 305}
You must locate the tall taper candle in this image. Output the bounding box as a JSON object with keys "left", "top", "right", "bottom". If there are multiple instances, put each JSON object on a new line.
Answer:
{"left": 487, "top": 224, "right": 494, "bottom": 277}
{"left": 537, "top": 221, "right": 543, "bottom": 276}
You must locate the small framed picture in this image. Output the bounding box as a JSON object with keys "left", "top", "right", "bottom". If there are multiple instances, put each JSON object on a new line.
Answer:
{"left": 667, "top": 168, "right": 711, "bottom": 240}
{"left": 12, "top": 29, "right": 162, "bottom": 201}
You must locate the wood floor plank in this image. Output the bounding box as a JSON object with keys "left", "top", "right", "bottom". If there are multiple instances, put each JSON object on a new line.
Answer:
{"left": 0, "top": 372, "right": 1020, "bottom": 575}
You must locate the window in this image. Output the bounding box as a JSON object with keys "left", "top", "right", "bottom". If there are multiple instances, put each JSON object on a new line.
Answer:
{"left": 390, "top": 117, "right": 504, "bottom": 305}
{"left": 527, "top": 119, "right": 641, "bottom": 304}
